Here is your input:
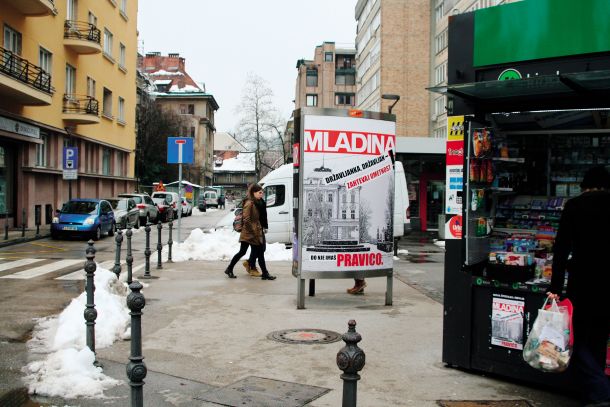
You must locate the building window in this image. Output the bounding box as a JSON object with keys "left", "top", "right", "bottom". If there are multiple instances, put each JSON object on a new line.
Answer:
{"left": 351, "top": 209, "right": 356, "bottom": 219}
{"left": 306, "top": 94, "right": 318, "bottom": 107}
{"left": 65, "top": 64, "right": 76, "bottom": 95}
{"left": 435, "top": 29, "right": 448, "bottom": 54}
{"left": 342, "top": 209, "right": 346, "bottom": 219}
{"left": 324, "top": 52, "right": 333, "bottom": 62}
{"left": 188, "top": 104, "right": 194, "bottom": 114}
{"left": 433, "top": 126, "right": 447, "bottom": 138}
{"left": 327, "top": 209, "right": 332, "bottom": 218}
{"left": 3, "top": 25, "right": 22, "bottom": 54}
{"left": 39, "top": 47, "right": 52, "bottom": 74}
{"left": 306, "top": 68, "right": 318, "bottom": 87}
{"left": 66, "top": 0, "right": 77, "bottom": 20}
{"left": 102, "top": 147, "right": 110, "bottom": 175}
{"left": 180, "top": 104, "right": 187, "bottom": 114}
{"left": 308, "top": 209, "right": 313, "bottom": 217}
{"left": 103, "top": 87, "right": 112, "bottom": 118}
{"left": 36, "top": 134, "right": 48, "bottom": 167}
{"left": 120, "top": 0, "right": 127, "bottom": 15}
{"left": 335, "top": 72, "right": 356, "bottom": 85}
{"left": 103, "top": 29, "right": 113, "bottom": 57}
{"left": 118, "top": 96, "right": 125, "bottom": 123}
{"left": 119, "top": 43, "right": 126, "bottom": 68}
{"left": 434, "top": 62, "right": 446, "bottom": 85}
{"left": 335, "top": 93, "right": 355, "bottom": 106}
{"left": 434, "top": 96, "right": 445, "bottom": 118}
{"left": 435, "top": 0, "right": 445, "bottom": 21}
{"left": 116, "top": 152, "right": 124, "bottom": 176}
{"left": 88, "top": 11, "right": 98, "bottom": 26}
{"left": 328, "top": 193, "right": 333, "bottom": 202}
{"left": 86, "top": 76, "right": 96, "bottom": 98}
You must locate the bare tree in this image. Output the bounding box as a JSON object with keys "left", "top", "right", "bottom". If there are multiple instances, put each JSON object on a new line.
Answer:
{"left": 235, "top": 73, "right": 287, "bottom": 179}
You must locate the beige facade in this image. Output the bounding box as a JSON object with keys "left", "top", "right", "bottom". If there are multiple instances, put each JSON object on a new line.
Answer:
{"left": 430, "top": 0, "right": 520, "bottom": 138}
{"left": 295, "top": 42, "right": 356, "bottom": 110}
{"left": 0, "top": 0, "right": 138, "bottom": 228}
{"left": 355, "top": 0, "right": 431, "bottom": 138}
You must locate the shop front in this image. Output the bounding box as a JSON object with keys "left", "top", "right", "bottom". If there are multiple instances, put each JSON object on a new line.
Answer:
{"left": 437, "top": 0, "right": 610, "bottom": 388}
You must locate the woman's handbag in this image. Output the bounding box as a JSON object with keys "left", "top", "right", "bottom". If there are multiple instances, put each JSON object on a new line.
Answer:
{"left": 523, "top": 297, "right": 573, "bottom": 373}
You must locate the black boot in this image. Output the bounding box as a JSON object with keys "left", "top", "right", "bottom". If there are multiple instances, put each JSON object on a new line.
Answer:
{"left": 224, "top": 268, "right": 236, "bottom": 279}
{"left": 261, "top": 272, "right": 276, "bottom": 280}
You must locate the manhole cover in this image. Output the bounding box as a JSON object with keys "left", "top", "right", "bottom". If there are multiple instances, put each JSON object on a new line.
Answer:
{"left": 267, "top": 329, "right": 342, "bottom": 344}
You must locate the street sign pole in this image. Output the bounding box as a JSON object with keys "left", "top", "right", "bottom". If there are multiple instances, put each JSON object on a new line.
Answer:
{"left": 178, "top": 162, "right": 182, "bottom": 243}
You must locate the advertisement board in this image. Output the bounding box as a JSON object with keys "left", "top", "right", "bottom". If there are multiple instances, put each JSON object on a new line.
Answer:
{"left": 296, "top": 110, "right": 396, "bottom": 275}
{"left": 445, "top": 116, "right": 465, "bottom": 239}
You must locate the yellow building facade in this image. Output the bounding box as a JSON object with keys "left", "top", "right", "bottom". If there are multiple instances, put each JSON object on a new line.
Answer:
{"left": 0, "top": 0, "right": 138, "bottom": 228}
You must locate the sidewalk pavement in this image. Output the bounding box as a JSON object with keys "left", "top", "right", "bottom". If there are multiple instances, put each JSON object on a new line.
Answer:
{"left": 26, "top": 258, "right": 579, "bottom": 407}
{"left": 0, "top": 225, "right": 50, "bottom": 248}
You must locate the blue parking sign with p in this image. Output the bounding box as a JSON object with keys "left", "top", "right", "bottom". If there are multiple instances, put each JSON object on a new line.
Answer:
{"left": 63, "top": 147, "right": 78, "bottom": 170}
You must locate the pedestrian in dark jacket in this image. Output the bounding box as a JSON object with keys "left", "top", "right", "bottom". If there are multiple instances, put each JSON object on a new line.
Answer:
{"left": 242, "top": 196, "right": 268, "bottom": 277}
{"left": 224, "top": 184, "right": 276, "bottom": 280}
{"left": 547, "top": 166, "right": 610, "bottom": 406}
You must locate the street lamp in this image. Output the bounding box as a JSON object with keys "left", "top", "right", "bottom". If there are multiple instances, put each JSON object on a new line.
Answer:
{"left": 381, "top": 94, "right": 400, "bottom": 114}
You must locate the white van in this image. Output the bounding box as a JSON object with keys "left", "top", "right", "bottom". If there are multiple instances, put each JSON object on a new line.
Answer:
{"left": 203, "top": 190, "right": 219, "bottom": 208}
{"left": 216, "top": 162, "right": 411, "bottom": 245}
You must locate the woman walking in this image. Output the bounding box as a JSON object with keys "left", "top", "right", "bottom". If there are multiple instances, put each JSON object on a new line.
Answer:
{"left": 224, "top": 184, "right": 276, "bottom": 280}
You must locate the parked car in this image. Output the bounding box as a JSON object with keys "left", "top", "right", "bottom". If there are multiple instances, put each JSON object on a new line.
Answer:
{"left": 117, "top": 193, "right": 159, "bottom": 224}
{"left": 106, "top": 197, "right": 140, "bottom": 229}
{"left": 203, "top": 190, "right": 219, "bottom": 208}
{"left": 151, "top": 191, "right": 180, "bottom": 221}
{"left": 51, "top": 198, "right": 115, "bottom": 240}
{"left": 181, "top": 197, "right": 193, "bottom": 216}
{"left": 197, "top": 195, "right": 207, "bottom": 212}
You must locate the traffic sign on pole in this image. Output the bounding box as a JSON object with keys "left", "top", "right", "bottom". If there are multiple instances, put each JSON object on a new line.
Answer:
{"left": 167, "top": 137, "right": 194, "bottom": 164}
{"left": 63, "top": 147, "right": 79, "bottom": 180}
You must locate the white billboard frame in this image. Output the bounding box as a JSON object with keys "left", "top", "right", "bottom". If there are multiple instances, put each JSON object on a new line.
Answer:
{"left": 293, "top": 108, "right": 396, "bottom": 309}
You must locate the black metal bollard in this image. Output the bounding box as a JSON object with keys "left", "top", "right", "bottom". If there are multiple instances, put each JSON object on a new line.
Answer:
{"left": 126, "top": 226, "right": 133, "bottom": 285}
{"left": 142, "top": 222, "right": 151, "bottom": 279}
{"left": 21, "top": 208, "right": 26, "bottom": 237}
{"left": 167, "top": 217, "right": 173, "bottom": 263}
{"left": 35, "top": 205, "right": 41, "bottom": 237}
{"left": 4, "top": 212, "right": 8, "bottom": 240}
{"left": 156, "top": 221, "right": 163, "bottom": 269}
{"left": 113, "top": 229, "right": 123, "bottom": 279}
{"left": 336, "top": 320, "right": 365, "bottom": 407}
{"left": 126, "top": 281, "right": 147, "bottom": 407}
{"left": 84, "top": 240, "right": 99, "bottom": 366}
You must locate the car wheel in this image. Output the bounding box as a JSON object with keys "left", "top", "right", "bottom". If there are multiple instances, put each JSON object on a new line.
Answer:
{"left": 93, "top": 226, "right": 101, "bottom": 241}
{"left": 51, "top": 231, "right": 59, "bottom": 240}
{"left": 135, "top": 216, "right": 141, "bottom": 229}
{"left": 108, "top": 223, "right": 115, "bottom": 236}
{"left": 122, "top": 219, "right": 127, "bottom": 230}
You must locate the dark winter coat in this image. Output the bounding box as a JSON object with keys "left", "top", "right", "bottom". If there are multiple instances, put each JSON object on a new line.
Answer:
{"left": 254, "top": 198, "right": 268, "bottom": 230}
{"left": 239, "top": 198, "right": 264, "bottom": 246}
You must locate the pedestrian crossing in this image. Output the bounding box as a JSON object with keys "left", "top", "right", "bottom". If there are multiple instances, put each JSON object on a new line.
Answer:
{"left": 0, "top": 258, "right": 145, "bottom": 280}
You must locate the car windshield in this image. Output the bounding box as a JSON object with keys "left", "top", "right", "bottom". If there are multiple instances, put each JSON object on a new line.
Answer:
{"left": 62, "top": 201, "right": 98, "bottom": 215}
{"left": 107, "top": 199, "right": 127, "bottom": 210}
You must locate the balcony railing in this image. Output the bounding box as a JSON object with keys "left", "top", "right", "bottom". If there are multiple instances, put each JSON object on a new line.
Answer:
{"left": 63, "top": 20, "right": 101, "bottom": 44}
{"left": 63, "top": 94, "right": 99, "bottom": 116}
{"left": 0, "top": 46, "right": 53, "bottom": 94}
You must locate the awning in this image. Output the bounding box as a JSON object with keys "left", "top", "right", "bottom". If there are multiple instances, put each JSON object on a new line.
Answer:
{"left": 428, "top": 69, "right": 610, "bottom": 112}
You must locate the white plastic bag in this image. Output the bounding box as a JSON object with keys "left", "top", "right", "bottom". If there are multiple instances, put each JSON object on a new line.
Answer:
{"left": 523, "top": 297, "right": 572, "bottom": 372}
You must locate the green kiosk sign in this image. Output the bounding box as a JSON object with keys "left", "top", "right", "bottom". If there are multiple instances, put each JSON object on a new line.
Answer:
{"left": 497, "top": 69, "right": 522, "bottom": 81}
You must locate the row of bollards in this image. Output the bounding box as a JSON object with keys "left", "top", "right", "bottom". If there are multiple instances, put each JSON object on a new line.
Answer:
{"left": 85, "top": 219, "right": 366, "bottom": 407}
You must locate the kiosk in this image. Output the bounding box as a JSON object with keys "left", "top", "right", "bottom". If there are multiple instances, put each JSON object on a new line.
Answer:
{"left": 437, "top": 0, "right": 610, "bottom": 387}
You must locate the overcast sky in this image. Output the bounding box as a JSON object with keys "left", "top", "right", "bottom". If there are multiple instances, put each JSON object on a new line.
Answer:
{"left": 137, "top": 0, "right": 357, "bottom": 133}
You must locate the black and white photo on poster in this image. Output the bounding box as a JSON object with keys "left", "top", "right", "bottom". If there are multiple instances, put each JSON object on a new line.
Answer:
{"left": 491, "top": 293, "right": 525, "bottom": 350}
{"left": 301, "top": 114, "right": 396, "bottom": 272}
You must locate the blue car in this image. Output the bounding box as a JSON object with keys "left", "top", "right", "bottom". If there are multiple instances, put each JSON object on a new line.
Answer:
{"left": 51, "top": 199, "right": 115, "bottom": 240}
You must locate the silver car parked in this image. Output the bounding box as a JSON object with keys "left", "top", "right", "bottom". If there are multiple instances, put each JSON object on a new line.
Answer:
{"left": 107, "top": 197, "right": 140, "bottom": 229}
{"left": 117, "top": 193, "right": 159, "bottom": 224}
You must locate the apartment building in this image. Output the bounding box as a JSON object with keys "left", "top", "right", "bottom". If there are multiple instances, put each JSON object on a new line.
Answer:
{"left": 0, "top": 0, "right": 138, "bottom": 228}
{"left": 430, "top": 0, "right": 520, "bottom": 138}
{"left": 141, "top": 52, "right": 218, "bottom": 187}
{"left": 295, "top": 42, "right": 357, "bottom": 110}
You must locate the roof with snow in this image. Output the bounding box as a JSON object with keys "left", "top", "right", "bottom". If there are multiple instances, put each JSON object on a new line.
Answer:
{"left": 214, "top": 152, "right": 256, "bottom": 173}
{"left": 214, "top": 132, "right": 247, "bottom": 152}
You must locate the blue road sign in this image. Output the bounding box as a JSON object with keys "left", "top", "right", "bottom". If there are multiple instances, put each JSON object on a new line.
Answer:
{"left": 63, "top": 147, "right": 78, "bottom": 170}
{"left": 167, "top": 137, "right": 194, "bottom": 164}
